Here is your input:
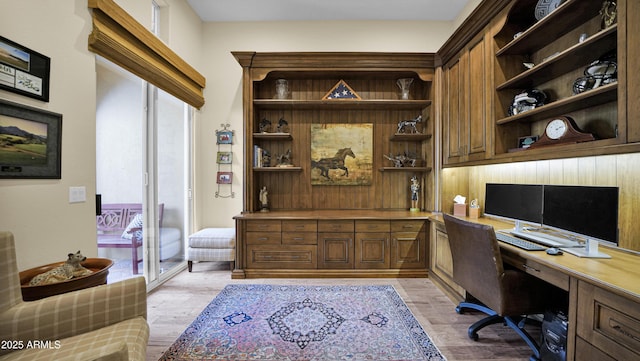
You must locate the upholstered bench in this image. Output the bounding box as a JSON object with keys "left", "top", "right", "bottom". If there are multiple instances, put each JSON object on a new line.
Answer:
{"left": 187, "top": 228, "right": 235, "bottom": 272}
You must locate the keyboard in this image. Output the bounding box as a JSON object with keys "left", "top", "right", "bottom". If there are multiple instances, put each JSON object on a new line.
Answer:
{"left": 496, "top": 232, "right": 546, "bottom": 251}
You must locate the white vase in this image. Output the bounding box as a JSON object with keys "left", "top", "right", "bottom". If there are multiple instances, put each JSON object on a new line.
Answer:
{"left": 396, "top": 78, "right": 413, "bottom": 100}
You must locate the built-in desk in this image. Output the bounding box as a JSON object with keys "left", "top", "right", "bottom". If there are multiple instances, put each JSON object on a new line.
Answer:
{"left": 429, "top": 214, "right": 640, "bottom": 361}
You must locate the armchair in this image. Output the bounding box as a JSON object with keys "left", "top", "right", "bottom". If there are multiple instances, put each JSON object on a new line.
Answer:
{"left": 443, "top": 214, "right": 554, "bottom": 361}
{"left": 0, "top": 231, "right": 149, "bottom": 361}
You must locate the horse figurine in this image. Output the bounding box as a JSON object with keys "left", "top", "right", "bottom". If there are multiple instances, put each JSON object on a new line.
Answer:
{"left": 396, "top": 115, "right": 422, "bottom": 134}
{"left": 311, "top": 147, "right": 356, "bottom": 180}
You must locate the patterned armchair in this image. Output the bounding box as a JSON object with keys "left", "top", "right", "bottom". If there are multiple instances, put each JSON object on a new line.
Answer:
{"left": 0, "top": 231, "right": 149, "bottom": 361}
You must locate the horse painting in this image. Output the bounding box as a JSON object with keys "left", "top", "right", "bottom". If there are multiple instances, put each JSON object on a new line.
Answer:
{"left": 311, "top": 147, "right": 356, "bottom": 180}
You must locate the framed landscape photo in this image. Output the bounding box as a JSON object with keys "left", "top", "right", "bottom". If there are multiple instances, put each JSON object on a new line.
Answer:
{"left": 216, "top": 171, "right": 233, "bottom": 184}
{"left": 0, "top": 36, "right": 51, "bottom": 102}
{"left": 0, "top": 99, "right": 62, "bottom": 178}
{"left": 217, "top": 151, "right": 232, "bottom": 164}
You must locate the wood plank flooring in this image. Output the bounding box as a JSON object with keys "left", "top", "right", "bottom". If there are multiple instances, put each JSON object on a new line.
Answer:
{"left": 146, "top": 262, "right": 540, "bottom": 361}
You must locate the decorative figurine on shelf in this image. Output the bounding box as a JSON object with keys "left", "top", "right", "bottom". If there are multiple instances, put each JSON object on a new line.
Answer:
{"left": 259, "top": 186, "right": 269, "bottom": 212}
{"left": 384, "top": 152, "right": 418, "bottom": 167}
{"left": 276, "top": 117, "right": 289, "bottom": 133}
{"left": 396, "top": 115, "right": 422, "bottom": 134}
{"left": 259, "top": 118, "right": 271, "bottom": 133}
{"left": 410, "top": 176, "right": 420, "bottom": 212}
{"left": 276, "top": 149, "right": 293, "bottom": 167}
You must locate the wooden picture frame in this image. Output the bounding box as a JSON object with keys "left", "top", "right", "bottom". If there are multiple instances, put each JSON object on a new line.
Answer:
{"left": 216, "top": 171, "right": 233, "bottom": 184}
{"left": 0, "top": 99, "right": 62, "bottom": 178}
{"left": 217, "top": 151, "right": 233, "bottom": 164}
{"left": 0, "top": 36, "right": 51, "bottom": 102}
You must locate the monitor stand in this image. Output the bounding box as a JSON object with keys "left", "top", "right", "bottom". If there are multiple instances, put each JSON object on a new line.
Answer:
{"left": 561, "top": 239, "right": 611, "bottom": 258}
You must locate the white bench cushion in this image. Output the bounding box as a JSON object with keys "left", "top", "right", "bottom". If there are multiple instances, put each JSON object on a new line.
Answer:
{"left": 188, "top": 228, "right": 235, "bottom": 248}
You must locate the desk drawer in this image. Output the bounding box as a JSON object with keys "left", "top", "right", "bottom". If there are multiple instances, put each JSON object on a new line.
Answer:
{"left": 283, "top": 220, "right": 317, "bottom": 232}
{"left": 246, "top": 220, "right": 281, "bottom": 232}
{"left": 246, "top": 232, "right": 281, "bottom": 245}
{"left": 282, "top": 232, "right": 318, "bottom": 245}
{"left": 577, "top": 281, "right": 640, "bottom": 360}
{"left": 501, "top": 250, "right": 569, "bottom": 291}
{"left": 391, "top": 220, "right": 425, "bottom": 232}
{"left": 355, "top": 220, "right": 390, "bottom": 232}
{"left": 318, "top": 220, "right": 354, "bottom": 232}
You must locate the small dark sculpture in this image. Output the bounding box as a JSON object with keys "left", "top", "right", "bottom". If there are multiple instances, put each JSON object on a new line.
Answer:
{"left": 259, "top": 118, "right": 271, "bottom": 133}
{"left": 276, "top": 149, "right": 292, "bottom": 167}
{"left": 276, "top": 117, "right": 289, "bottom": 133}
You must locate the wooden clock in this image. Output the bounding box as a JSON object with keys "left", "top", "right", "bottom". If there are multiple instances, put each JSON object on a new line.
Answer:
{"left": 528, "top": 116, "right": 595, "bottom": 149}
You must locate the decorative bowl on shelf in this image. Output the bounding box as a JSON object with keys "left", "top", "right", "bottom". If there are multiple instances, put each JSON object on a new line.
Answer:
{"left": 19, "top": 258, "right": 113, "bottom": 301}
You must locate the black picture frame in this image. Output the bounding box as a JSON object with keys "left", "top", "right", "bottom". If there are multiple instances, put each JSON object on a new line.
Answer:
{"left": 0, "top": 36, "right": 51, "bottom": 102}
{"left": 0, "top": 99, "right": 62, "bottom": 178}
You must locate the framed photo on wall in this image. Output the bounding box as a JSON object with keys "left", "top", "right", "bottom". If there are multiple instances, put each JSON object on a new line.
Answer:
{"left": 217, "top": 151, "right": 232, "bottom": 164}
{"left": 216, "top": 171, "right": 233, "bottom": 184}
{"left": 216, "top": 130, "right": 233, "bottom": 144}
{"left": 0, "top": 99, "right": 62, "bottom": 178}
{"left": 0, "top": 36, "right": 51, "bottom": 102}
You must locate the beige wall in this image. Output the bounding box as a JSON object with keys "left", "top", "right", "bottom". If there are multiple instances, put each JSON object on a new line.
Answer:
{"left": 0, "top": 0, "right": 203, "bottom": 270}
{"left": 196, "top": 20, "right": 455, "bottom": 229}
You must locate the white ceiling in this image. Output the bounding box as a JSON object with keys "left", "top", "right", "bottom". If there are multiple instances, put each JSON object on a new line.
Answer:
{"left": 186, "top": 0, "right": 473, "bottom": 22}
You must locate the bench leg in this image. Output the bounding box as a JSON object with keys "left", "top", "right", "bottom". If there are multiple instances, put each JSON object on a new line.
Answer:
{"left": 132, "top": 244, "right": 139, "bottom": 274}
{"left": 188, "top": 261, "right": 193, "bottom": 272}
{"left": 229, "top": 261, "right": 235, "bottom": 271}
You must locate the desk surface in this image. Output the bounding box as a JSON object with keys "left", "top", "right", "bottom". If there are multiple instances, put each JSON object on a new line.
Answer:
{"left": 430, "top": 214, "right": 640, "bottom": 302}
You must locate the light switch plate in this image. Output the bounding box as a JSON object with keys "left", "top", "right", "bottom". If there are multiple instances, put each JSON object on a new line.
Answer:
{"left": 69, "top": 186, "right": 86, "bottom": 203}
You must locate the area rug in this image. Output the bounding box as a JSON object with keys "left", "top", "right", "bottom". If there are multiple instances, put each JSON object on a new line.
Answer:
{"left": 159, "top": 284, "right": 446, "bottom": 361}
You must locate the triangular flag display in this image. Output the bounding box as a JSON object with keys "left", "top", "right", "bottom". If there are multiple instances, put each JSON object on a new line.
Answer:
{"left": 322, "top": 80, "right": 361, "bottom": 100}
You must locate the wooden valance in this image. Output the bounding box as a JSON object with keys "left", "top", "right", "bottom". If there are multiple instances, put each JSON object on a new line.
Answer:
{"left": 87, "top": 0, "right": 205, "bottom": 108}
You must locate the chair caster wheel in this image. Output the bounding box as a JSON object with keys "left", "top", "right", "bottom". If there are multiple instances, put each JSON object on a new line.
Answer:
{"left": 468, "top": 330, "right": 479, "bottom": 341}
{"left": 455, "top": 305, "right": 464, "bottom": 314}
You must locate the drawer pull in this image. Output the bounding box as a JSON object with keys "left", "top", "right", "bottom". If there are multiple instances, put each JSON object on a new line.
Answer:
{"left": 403, "top": 225, "right": 415, "bottom": 229}
{"left": 293, "top": 237, "right": 304, "bottom": 241}
{"left": 610, "top": 319, "right": 640, "bottom": 343}
{"left": 523, "top": 264, "right": 540, "bottom": 272}
{"left": 258, "top": 237, "right": 269, "bottom": 241}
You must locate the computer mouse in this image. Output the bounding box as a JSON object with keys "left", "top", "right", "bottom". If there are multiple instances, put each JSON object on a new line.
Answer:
{"left": 546, "top": 247, "right": 563, "bottom": 256}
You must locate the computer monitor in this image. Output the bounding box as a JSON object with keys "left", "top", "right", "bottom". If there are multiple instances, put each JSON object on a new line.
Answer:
{"left": 484, "top": 183, "right": 543, "bottom": 229}
{"left": 542, "top": 185, "right": 619, "bottom": 245}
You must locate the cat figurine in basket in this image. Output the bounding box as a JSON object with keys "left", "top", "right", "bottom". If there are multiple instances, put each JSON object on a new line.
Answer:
{"left": 29, "top": 251, "right": 94, "bottom": 286}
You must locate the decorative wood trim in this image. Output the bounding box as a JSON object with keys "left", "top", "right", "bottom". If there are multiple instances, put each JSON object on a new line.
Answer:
{"left": 87, "top": 0, "right": 206, "bottom": 108}
{"left": 437, "top": 0, "right": 512, "bottom": 65}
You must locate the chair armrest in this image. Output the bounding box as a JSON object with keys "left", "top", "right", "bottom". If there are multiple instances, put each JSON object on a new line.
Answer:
{"left": 0, "top": 277, "right": 147, "bottom": 345}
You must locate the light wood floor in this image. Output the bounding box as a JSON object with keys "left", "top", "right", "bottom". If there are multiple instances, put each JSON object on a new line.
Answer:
{"left": 146, "top": 262, "right": 540, "bottom": 361}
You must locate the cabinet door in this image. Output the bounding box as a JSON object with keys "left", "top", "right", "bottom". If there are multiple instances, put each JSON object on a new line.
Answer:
{"left": 443, "top": 31, "right": 489, "bottom": 165}
{"left": 429, "top": 222, "right": 464, "bottom": 299}
{"left": 390, "top": 231, "right": 426, "bottom": 269}
{"left": 355, "top": 232, "right": 390, "bottom": 269}
{"left": 318, "top": 232, "right": 354, "bottom": 269}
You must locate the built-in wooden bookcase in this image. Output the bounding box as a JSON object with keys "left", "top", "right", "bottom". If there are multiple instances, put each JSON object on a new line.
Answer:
{"left": 233, "top": 52, "right": 435, "bottom": 213}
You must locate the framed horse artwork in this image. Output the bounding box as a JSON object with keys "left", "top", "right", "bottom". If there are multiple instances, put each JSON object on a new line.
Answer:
{"left": 310, "top": 123, "right": 373, "bottom": 186}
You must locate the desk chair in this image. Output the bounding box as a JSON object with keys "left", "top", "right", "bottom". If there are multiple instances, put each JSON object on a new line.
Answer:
{"left": 443, "top": 214, "right": 551, "bottom": 361}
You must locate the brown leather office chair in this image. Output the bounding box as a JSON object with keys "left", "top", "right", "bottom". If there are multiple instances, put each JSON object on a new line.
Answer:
{"left": 443, "top": 214, "right": 551, "bottom": 361}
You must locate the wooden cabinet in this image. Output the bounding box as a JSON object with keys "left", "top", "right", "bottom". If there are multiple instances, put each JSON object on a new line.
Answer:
{"left": 234, "top": 211, "right": 430, "bottom": 278}
{"left": 576, "top": 281, "right": 640, "bottom": 360}
{"left": 390, "top": 221, "right": 427, "bottom": 269}
{"left": 429, "top": 220, "right": 464, "bottom": 300}
{"left": 233, "top": 52, "right": 435, "bottom": 212}
{"left": 442, "top": 30, "right": 491, "bottom": 165}
{"left": 437, "top": 0, "right": 639, "bottom": 167}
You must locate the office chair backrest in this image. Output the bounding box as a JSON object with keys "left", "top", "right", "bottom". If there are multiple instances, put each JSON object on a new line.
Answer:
{"left": 443, "top": 214, "right": 505, "bottom": 312}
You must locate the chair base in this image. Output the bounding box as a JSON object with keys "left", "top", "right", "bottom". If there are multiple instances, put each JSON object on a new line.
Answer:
{"left": 456, "top": 302, "right": 541, "bottom": 361}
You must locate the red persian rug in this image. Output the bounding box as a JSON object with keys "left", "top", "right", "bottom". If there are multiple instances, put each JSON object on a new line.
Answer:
{"left": 159, "top": 284, "right": 446, "bottom": 361}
